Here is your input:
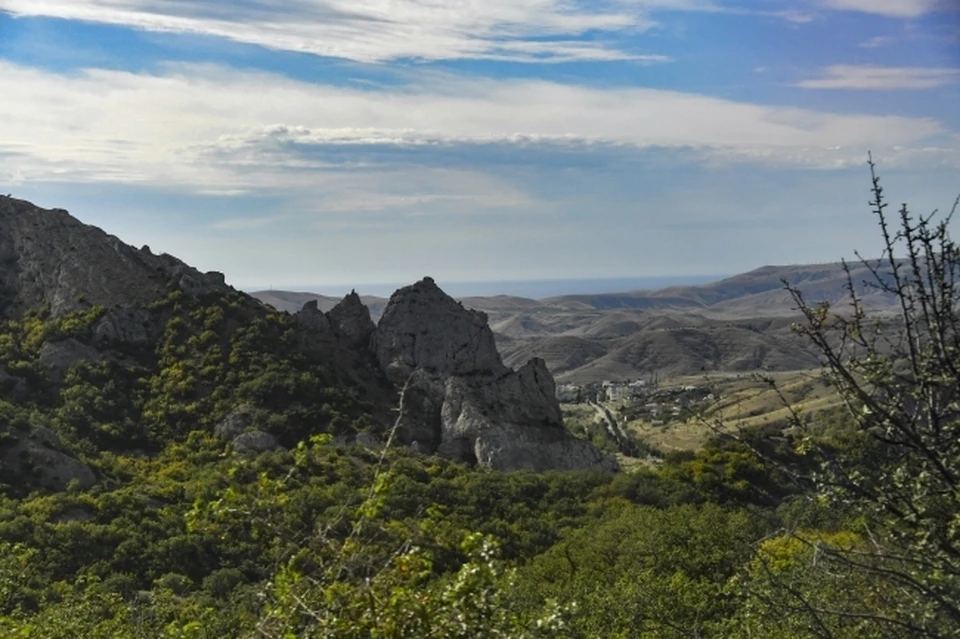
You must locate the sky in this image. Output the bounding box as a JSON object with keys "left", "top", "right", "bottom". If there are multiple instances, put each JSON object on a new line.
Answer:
{"left": 0, "top": 0, "right": 958, "bottom": 295}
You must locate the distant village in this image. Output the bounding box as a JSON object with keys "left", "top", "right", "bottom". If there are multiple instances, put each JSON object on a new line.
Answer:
{"left": 557, "top": 379, "right": 716, "bottom": 426}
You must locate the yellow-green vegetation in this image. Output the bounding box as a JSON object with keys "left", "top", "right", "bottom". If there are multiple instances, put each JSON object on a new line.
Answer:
{"left": 578, "top": 371, "right": 844, "bottom": 454}
{"left": 696, "top": 370, "right": 841, "bottom": 431}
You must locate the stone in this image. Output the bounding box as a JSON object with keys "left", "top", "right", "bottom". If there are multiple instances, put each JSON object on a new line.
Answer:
{"left": 214, "top": 404, "right": 261, "bottom": 441}
{"left": 0, "top": 425, "right": 96, "bottom": 492}
{"left": 295, "top": 300, "right": 333, "bottom": 333}
{"left": 354, "top": 432, "right": 381, "bottom": 449}
{"left": 328, "top": 290, "right": 376, "bottom": 348}
{"left": 231, "top": 430, "right": 281, "bottom": 454}
{"left": 39, "top": 339, "right": 105, "bottom": 383}
{"left": 375, "top": 277, "right": 617, "bottom": 473}
{"left": 0, "top": 197, "right": 228, "bottom": 318}
{"left": 93, "top": 307, "right": 159, "bottom": 347}
{"left": 375, "top": 277, "right": 506, "bottom": 386}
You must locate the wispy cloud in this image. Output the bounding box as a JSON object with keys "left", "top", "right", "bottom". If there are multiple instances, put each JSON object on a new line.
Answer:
{"left": 817, "top": 0, "right": 948, "bottom": 18}
{"left": 0, "top": 0, "right": 670, "bottom": 63}
{"left": 859, "top": 35, "right": 899, "bottom": 48}
{"left": 797, "top": 65, "right": 960, "bottom": 89}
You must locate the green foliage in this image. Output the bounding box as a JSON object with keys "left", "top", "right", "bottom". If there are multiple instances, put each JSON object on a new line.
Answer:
{"left": 3, "top": 166, "right": 955, "bottom": 635}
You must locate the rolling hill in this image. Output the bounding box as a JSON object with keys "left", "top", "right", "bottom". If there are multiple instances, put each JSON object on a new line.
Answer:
{"left": 253, "top": 260, "right": 898, "bottom": 382}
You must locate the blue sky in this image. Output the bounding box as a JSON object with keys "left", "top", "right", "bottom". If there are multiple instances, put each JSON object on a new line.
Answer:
{"left": 0, "top": 0, "right": 958, "bottom": 294}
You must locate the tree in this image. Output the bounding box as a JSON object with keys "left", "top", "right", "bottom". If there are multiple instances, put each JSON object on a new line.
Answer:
{"left": 745, "top": 157, "right": 960, "bottom": 636}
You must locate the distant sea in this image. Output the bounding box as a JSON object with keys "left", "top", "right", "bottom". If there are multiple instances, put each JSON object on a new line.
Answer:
{"left": 277, "top": 275, "right": 727, "bottom": 300}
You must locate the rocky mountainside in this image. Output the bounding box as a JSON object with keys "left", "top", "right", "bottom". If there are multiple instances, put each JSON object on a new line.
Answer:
{"left": 0, "top": 196, "right": 228, "bottom": 318}
{"left": 0, "top": 197, "right": 615, "bottom": 492}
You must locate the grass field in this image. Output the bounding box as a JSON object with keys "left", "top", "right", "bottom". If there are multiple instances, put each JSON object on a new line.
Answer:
{"left": 563, "top": 369, "right": 844, "bottom": 455}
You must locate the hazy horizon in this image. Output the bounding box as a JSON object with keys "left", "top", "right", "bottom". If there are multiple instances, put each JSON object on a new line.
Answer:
{"left": 247, "top": 274, "right": 731, "bottom": 300}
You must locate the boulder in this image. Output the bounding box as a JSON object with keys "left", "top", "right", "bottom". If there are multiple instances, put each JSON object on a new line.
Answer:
{"left": 214, "top": 404, "right": 261, "bottom": 441}
{"left": 0, "top": 425, "right": 96, "bottom": 491}
{"left": 231, "top": 430, "right": 281, "bottom": 454}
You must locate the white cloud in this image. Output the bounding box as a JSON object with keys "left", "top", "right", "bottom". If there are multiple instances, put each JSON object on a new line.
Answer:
{"left": 0, "top": 61, "right": 955, "bottom": 200}
{"left": 0, "top": 0, "right": 668, "bottom": 63}
{"left": 797, "top": 65, "right": 960, "bottom": 89}
{"left": 859, "top": 35, "right": 899, "bottom": 48}
{"left": 817, "top": 0, "right": 947, "bottom": 18}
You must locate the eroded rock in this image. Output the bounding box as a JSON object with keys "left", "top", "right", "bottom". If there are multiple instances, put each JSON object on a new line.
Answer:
{"left": 328, "top": 291, "right": 376, "bottom": 348}
{"left": 375, "top": 277, "right": 617, "bottom": 473}
{"left": 94, "top": 307, "right": 160, "bottom": 347}
{"left": 0, "top": 196, "right": 228, "bottom": 318}
{"left": 376, "top": 277, "right": 506, "bottom": 385}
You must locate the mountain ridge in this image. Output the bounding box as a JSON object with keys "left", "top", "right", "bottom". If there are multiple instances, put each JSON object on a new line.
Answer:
{"left": 253, "top": 261, "right": 897, "bottom": 383}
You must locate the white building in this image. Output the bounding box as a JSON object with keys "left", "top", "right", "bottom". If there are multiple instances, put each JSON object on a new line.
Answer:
{"left": 556, "top": 384, "right": 580, "bottom": 403}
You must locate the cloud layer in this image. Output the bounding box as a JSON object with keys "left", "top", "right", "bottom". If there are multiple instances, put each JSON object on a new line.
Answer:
{"left": 1, "top": 61, "right": 955, "bottom": 198}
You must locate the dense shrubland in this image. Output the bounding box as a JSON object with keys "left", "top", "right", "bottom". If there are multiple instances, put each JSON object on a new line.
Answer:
{"left": 1, "top": 167, "right": 958, "bottom": 637}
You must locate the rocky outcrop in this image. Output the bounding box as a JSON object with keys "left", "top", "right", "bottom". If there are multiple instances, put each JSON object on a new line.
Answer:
{"left": 214, "top": 405, "right": 283, "bottom": 455}
{"left": 376, "top": 277, "right": 506, "bottom": 383}
{"left": 0, "top": 425, "right": 96, "bottom": 491}
{"left": 39, "top": 338, "right": 106, "bottom": 383}
{"left": 93, "top": 307, "right": 162, "bottom": 347}
{"left": 0, "top": 196, "right": 228, "bottom": 318}
{"left": 328, "top": 291, "right": 376, "bottom": 348}
{"left": 376, "top": 277, "right": 617, "bottom": 473}
{"left": 0, "top": 194, "right": 613, "bottom": 478}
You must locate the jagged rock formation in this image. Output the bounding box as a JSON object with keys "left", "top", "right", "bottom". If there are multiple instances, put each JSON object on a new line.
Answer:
{"left": 0, "top": 196, "right": 227, "bottom": 318}
{"left": 375, "top": 278, "right": 618, "bottom": 473}
{"left": 376, "top": 277, "right": 505, "bottom": 380}
{"left": 328, "top": 291, "right": 377, "bottom": 348}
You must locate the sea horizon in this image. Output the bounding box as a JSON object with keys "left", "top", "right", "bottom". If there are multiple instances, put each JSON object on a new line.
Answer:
{"left": 248, "top": 274, "right": 728, "bottom": 300}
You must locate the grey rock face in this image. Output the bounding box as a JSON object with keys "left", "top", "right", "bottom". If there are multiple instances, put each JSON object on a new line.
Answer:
{"left": 39, "top": 338, "right": 105, "bottom": 383}
{"left": 0, "top": 426, "right": 96, "bottom": 491}
{"left": 376, "top": 277, "right": 617, "bottom": 473}
{"left": 0, "top": 196, "right": 228, "bottom": 318}
{"left": 328, "top": 291, "right": 376, "bottom": 348}
{"left": 93, "top": 308, "right": 160, "bottom": 347}
{"left": 376, "top": 277, "right": 506, "bottom": 385}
